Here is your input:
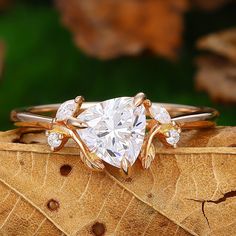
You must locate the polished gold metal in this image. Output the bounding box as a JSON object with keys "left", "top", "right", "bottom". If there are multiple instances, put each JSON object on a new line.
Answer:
{"left": 11, "top": 103, "right": 218, "bottom": 129}
{"left": 11, "top": 92, "right": 219, "bottom": 173}
{"left": 120, "top": 157, "right": 132, "bottom": 176}
{"left": 133, "top": 92, "right": 146, "bottom": 107}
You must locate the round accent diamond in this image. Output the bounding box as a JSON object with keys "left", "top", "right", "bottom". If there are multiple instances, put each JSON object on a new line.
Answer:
{"left": 77, "top": 97, "right": 146, "bottom": 168}
{"left": 166, "top": 129, "right": 180, "bottom": 146}
{"left": 47, "top": 132, "right": 62, "bottom": 148}
{"left": 151, "top": 105, "right": 171, "bottom": 124}
{"left": 56, "top": 100, "right": 77, "bottom": 121}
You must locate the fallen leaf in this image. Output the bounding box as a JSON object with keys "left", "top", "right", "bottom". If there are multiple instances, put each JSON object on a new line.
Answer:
{"left": 0, "top": 127, "right": 235, "bottom": 235}
{"left": 195, "top": 55, "right": 236, "bottom": 103}
{"left": 56, "top": 0, "right": 187, "bottom": 60}
{"left": 197, "top": 28, "right": 236, "bottom": 63}
{"left": 195, "top": 29, "right": 236, "bottom": 103}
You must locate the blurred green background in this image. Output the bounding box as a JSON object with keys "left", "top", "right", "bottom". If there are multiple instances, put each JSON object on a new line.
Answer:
{"left": 0, "top": 1, "right": 236, "bottom": 130}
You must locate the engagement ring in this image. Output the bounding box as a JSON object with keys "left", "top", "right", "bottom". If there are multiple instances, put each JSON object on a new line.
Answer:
{"left": 11, "top": 93, "right": 218, "bottom": 175}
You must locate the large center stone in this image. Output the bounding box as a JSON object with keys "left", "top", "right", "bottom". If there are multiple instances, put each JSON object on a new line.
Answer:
{"left": 77, "top": 97, "right": 146, "bottom": 168}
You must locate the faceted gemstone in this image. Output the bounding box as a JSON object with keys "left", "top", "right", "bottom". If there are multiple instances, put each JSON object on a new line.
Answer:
{"left": 56, "top": 99, "right": 77, "bottom": 121}
{"left": 150, "top": 105, "right": 171, "bottom": 124}
{"left": 47, "top": 132, "right": 62, "bottom": 148}
{"left": 77, "top": 97, "right": 146, "bottom": 168}
{"left": 166, "top": 129, "right": 180, "bottom": 146}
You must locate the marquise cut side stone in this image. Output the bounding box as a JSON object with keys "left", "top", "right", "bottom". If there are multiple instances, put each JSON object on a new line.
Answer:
{"left": 56, "top": 99, "right": 77, "bottom": 121}
{"left": 150, "top": 105, "right": 171, "bottom": 124}
{"left": 77, "top": 97, "right": 146, "bottom": 168}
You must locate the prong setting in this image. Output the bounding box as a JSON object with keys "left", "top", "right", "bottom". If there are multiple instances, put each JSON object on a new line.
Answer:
{"left": 133, "top": 92, "right": 146, "bottom": 107}
{"left": 45, "top": 130, "right": 50, "bottom": 136}
{"left": 74, "top": 96, "right": 85, "bottom": 104}
{"left": 66, "top": 117, "right": 88, "bottom": 129}
{"left": 143, "top": 99, "right": 152, "bottom": 108}
{"left": 120, "top": 157, "right": 131, "bottom": 176}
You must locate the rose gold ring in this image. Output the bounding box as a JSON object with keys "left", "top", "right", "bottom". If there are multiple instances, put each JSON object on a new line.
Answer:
{"left": 11, "top": 92, "right": 219, "bottom": 175}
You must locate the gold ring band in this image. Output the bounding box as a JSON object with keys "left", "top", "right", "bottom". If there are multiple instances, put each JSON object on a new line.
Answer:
{"left": 11, "top": 102, "right": 218, "bottom": 128}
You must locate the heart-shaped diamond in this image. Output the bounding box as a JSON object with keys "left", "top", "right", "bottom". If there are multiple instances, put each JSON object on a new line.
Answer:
{"left": 77, "top": 97, "right": 146, "bottom": 168}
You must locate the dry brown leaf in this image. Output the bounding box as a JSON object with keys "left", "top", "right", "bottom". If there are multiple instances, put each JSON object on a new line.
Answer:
{"left": 195, "top": 29, "right": 236, "bottom": 103}
{"left": 0, "top": 127, "right": 235, "bottom": 235}
{"left": 56, "top": 0, "right": 187, "bottom": 60}
{"left": 195, "top": 55, "right": 236, "bottom": 103}
{"left": 197, "top": 28, "right": 236, "bottom": 63}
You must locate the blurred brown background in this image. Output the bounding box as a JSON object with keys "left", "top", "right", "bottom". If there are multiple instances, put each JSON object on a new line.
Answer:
{"left": 0, "top": 0, "right": 236, "bottom": 129}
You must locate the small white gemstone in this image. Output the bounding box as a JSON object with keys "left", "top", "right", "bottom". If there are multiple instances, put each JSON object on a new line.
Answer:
{"left": 151, "top": 105, "right": 171, "bottom": 124}
{"left": 166, "top": 129, "right": 180, "bottom": 146}
{"left": 47, "top": 132, "right": 62, "bottom": 148}
{"left": 56, "top": 99, "right": 77, "bottom": 121}
{"left": 77, "top": 97, "right": 146, "bottom": 168}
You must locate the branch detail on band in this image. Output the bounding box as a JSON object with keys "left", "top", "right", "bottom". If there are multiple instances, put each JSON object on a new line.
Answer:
{"left": 45, "top": 93, "right": 181, "bottom": 174}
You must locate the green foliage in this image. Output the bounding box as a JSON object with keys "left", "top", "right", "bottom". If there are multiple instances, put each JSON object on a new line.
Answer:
{"left": 0, "top": 3, "right": 235, "bottom": 130}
